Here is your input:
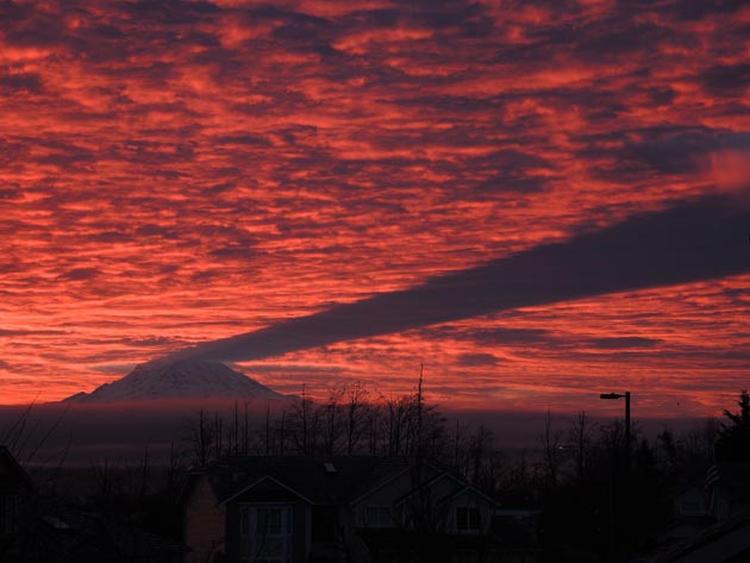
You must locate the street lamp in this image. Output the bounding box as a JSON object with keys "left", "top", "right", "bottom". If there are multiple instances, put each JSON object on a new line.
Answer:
{"left": 599, "top": 391, "right": 631, "bottom": 454}
{"left": 600, "top": 391, "right": 632, "bottom": 559}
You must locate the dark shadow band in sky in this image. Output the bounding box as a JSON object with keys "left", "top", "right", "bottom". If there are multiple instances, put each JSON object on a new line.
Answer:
{"left": 173, "top": 194, "right": 750, "bottom": 363}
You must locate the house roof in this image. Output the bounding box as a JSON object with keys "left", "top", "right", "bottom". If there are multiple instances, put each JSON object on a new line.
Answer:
{"left": 219, "top": 474, "right": 316, "bottom": 505}
{"left": 392, "top": 470, "right": 460, "bottom": 506}
{"left": 191, "top": 455, "right": 495, "bottom": 508}
{"left": 390, "top": 468, "right": 500, "bottom": 509}
{"left": 198, "top": 456, "right": 414, "bottom": 506}
{"left": 348, "top": 459, "right": 414, "bottom": 504}
{"left": 436, "top": 483, "right": 501, "bottom": 508}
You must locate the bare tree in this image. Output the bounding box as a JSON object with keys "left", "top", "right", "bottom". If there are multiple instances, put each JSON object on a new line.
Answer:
{"left": 569, "top": 410, "right": 595, "bottom": 483}
{"left": 189, "top": 409, "right": 215, "bottom": 466}
{"left": 345, "top": 383, "right": 369, "bottom": 454}
{"left": 286, "top": 387, "right": 321, "bottom": 455}
{"left": 385, "top": 395, "right": 409, "bottom": 455}
{"left": 322, "top": 386, "right": 345, "bottom": 456}
{"left": 0, "top": 402, "right": 71, "bottom": 482}
{"left": 366, "top": 403, "right": 383, "bottom": 455}
{"left": 139, "top": 446, "right": 150, "bottom": 500}
{"left": 540, "top": 410, "right": 564, "bottom": 488}
{"left": 244, "top": 401, "right": 251, "bottom": 455}
{"left": 91, "top": 456, "right": 115, "bottom": 501}
{"left": 264, "top": 402, "right": 271, "bottom": 455}
{"left": 468, "top": 424, "right": 494, "bottom": 486}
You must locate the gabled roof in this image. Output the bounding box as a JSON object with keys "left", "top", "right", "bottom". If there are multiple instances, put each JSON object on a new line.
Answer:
{"left": 348, "top": 460, "right": 415, "bottom": 505}
{"left": 219, "top": 475, "right": 315, "bottom": 506}
{"left": 391, "top": 467, "right": 499, "bottom": 508}
{"left": 192, "top": 455, "right": 500, "bottom": 510}
{"left": 392, "top": 469, "right": 461, "bottom": 507}
{"left": 195, "top": 456, "right": 413, "bottom": 506}
{"left": 436, "top": 484, "right": 501, "bottom": 508}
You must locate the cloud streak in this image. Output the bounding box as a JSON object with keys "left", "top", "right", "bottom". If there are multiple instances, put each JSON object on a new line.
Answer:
{"left": 178, "top": 194, "right": 750, "bottom": 362}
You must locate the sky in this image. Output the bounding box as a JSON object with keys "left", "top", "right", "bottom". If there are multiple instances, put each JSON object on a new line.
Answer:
{"left": 1, "top": 0, "right": 749, "bottom": 415}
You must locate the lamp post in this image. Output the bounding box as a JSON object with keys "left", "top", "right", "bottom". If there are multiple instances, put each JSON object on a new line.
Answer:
{"left": 599, "top": 391, "right": 632, "bottom": 561}
{"left": 599, "top": 391, "right": 631, "bottom": 455}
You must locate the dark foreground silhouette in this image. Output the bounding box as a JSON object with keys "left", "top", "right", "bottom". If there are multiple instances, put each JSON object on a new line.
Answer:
{"left": 1, "top": 389, "right": 750, "bottom": 562}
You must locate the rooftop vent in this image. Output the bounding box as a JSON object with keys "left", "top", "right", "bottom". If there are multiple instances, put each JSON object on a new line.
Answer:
{"left": 324, "top": 462, "right": 337, "bottom": 473}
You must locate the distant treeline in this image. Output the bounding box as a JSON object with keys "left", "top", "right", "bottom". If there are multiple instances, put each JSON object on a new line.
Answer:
{"left": 4, "top": 382, "right": 750, "bottom": 560}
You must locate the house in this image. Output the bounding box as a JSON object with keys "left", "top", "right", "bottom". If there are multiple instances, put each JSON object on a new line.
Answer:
{"left": 182, "top": 456, "right": 526, "bottom": 563}
{"left": 650, "top": 463, "right": 750, "bottom": 562}
{"left": 0, "top": 446, "right": 33, "bottom": 558}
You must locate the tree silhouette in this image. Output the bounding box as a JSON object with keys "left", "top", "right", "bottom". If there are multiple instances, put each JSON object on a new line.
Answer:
{"left": 715, "top": 389, "right": 750, "bottom": 462}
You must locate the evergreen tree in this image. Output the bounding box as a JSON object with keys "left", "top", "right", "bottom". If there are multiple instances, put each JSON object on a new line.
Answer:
{"left": 715, "top": 390, "right": 750, "bottom": 461}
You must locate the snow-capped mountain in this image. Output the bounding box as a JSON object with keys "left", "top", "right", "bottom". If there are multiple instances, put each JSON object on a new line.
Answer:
{"left": 65, "top": 359, "right": 286, "bottom": 403}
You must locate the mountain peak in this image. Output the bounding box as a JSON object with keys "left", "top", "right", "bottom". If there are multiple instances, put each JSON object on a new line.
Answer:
{"left": 65, "top": 359, "right": 285, "bottom": 403}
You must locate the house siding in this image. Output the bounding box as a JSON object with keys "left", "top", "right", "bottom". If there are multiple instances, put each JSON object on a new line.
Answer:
{"left": 443, "top": 489, "right": 493, "bottom": 535}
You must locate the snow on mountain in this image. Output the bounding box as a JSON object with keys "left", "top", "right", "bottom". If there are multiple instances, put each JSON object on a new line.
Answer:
{"left": 65, "top": 359, "right": 286, "bottom": 403}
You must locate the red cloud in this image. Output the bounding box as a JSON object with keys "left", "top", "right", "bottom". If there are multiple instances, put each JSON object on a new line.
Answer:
{"left": 0, "top": 0, "right": 748, "bottom": 416}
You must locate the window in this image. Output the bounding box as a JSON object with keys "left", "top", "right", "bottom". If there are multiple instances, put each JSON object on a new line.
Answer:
{"left": 239, "top": 505, "right": 293, "bottom": 563}
{"left": 257, "top": 508, "right": 284, "bottom": 535}
{"left": 456, "top": 507, "right": 481, "bottom": 532}
{"left": 365, "top": 505, "right": 393, "bottom": 527}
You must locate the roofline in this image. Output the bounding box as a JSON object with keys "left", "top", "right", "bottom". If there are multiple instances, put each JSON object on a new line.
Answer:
{"left": 350, "top": 459, "right": 461, "bottom": 505}
{"left": 218, "top": 474, "right": 315, "bottom": 506}
{"left": 349, "top": 465, "right": 413, "bottom": 505}
{"left": 436, "top": 484, "right": 501, "bottom": 508}
{"left": 396, "top": 466, "right": 468, "bottom": 504}
{"left": 393, "top": 471, "right": 459, "bottom": 506}
{"left": 393, "top": 471, "right": 499, "bottom": 508}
